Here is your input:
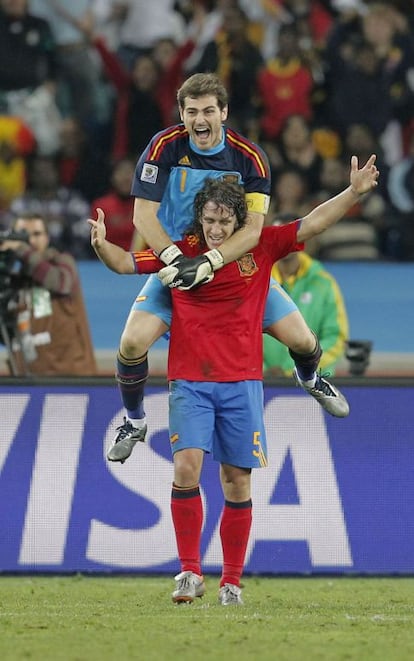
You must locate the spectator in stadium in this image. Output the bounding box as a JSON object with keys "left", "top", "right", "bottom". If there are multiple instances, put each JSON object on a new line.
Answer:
{"left": 6, "top": 154, "right": 92, "bottom": 259}
{"left": 322, "top": 2, "right": 414, "bottom": 162}
{"left": 89, "top": 157, "right": 135, "bottom": 250}
{"left": 255, "top": 23, "right": 314, "bottom": 142}
{"left": 178, "top": 0, "right": 223, "bottom": 74}
{"left": 57, "top": 116, "right": 111, "bottom": 203}
{"left": 267, "top": 167, "right": 313, "bottom": 226}
{"left": 274, "top": 114, "right": 325, "bottom": 193}
{"left": 360, "top": 3, "right": 414, "bottom": 151}
{"left": 30, "top": 0, "right": 104, "bottom": 138}
{"left": 0, "top": 213, "right": 97, "bottom": 376}
{"left": 0, "top": 115, "right": 36, "bottom": 216}
{"left": 263, "top": 232, "right": 349, "bottom": 377}
{"left": 343, "top": 123, "right": 389, "bottom": 199}
{"left": 0, "top": 0, "right": 62, "bottom": 155}
{"left": 74, "top": 0, "right": 208, "bottom": 147}
{"left": 279, "top": 0, "right": 334, "bottom": 50}
{"left": 86, "top": 35, "right": 164, "bottom": 161}
{"left": 386, "top": 130, "right": 414, "bottom": 260}
{"left": 89, "top": 157, "right": 379, "bottom": 605}
{"left": 151, "top": 1, "right": 211, "bottom": 127}
{"left": 0, "top": 0, "right": 56, "bottom": 94}
{"left": 310, "top": 155, "right": 382, "bottom": 260}
{"left": 89, "top": 0, "right": 125, "bottom": 51}
{"left": 342, "top": 125, "right": 399, "bottom": 257}
{"left": 190, "top": 4, "right": 264, "bottom": 136}
{"left": 114, "top": 0, "right": 186, "bottom": 71}
{"left": 323, "top": 35, "right": 392, "bottom": 145}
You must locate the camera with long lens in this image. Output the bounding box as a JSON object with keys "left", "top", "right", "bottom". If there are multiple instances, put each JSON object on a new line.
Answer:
{"left": 0, "top": 228, "right": 29, "bottom": 245}
{"left": 0, "top": 229, "right": 32, "bottom": 375}
{"left": 0, "top": 229, "right": 30, "bottom": 310}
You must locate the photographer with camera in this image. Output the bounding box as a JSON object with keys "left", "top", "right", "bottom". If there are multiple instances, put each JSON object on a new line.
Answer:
{"left": 0, "top": 214, "right": 97, "bottom": 376}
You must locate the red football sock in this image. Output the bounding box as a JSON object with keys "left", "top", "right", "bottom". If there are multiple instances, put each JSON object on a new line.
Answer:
{"left": 220, "top": 500, "right": 252, "bottom": 588}
{"left": 171, "top": 484, "right": 203, "bottom": 576}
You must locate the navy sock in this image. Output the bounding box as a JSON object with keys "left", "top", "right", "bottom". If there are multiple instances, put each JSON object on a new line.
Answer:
{"left": 116, "top": 351, "right": 148, "bottom": 419}
{"left": 289, "top": 334, "right": 322, "bottom": 382}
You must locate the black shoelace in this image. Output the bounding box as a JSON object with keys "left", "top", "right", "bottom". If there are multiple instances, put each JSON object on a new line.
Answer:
{"left": 315, "top": 375, "right": 335, "bottom": 396}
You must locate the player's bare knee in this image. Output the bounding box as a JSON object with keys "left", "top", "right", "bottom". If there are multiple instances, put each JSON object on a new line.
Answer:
{"left": 289, "top": 332, "right": 317, "bottom": 355}
{"left": 174, "top": 449, "right": 203, "bottom": 486}
{"left": 220, "top": 465, "right": 251, "bottom": 501}
{"left": 119, "top": 328, "right": 149, "bottom": 357}
{"left": 174, "top": 465, "right": 199, "bottom": 487}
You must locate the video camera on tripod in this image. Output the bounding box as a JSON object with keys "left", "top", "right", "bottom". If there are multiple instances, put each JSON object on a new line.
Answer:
{"left": 0, "top": 228, "right": 32, "bottom": 375}
{"left": 0, "top": 228, "right": 30, "bottom": 305}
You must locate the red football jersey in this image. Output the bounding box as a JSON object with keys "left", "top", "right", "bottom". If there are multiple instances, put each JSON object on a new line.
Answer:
{"left": 132, "top": 221, "right": 303, "bottom": 381}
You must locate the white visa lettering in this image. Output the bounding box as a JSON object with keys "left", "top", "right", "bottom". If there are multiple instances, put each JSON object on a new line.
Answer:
{"left": 19, "top": 394, "right": 89, "bottom": 565}
{"left": 86, "top": 393, "right": 197, "bottom": 568}
{"left": 204, "top": 396, "right": 352, "bottom": 568}
{"left": 0, "top": 394, "right": 30, "bottom": 471}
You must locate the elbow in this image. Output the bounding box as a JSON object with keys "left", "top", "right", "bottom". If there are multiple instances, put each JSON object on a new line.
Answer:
{"left": 109, "top": 265, "right": 125, "bottom": 275}
{"left": 104, "top": 260, "right": 132, "bottom": 275}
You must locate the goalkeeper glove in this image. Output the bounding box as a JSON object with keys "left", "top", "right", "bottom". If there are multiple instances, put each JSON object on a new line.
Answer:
{"left": 157, "top": 244, "right": 187, "bottom": 288}
{"left": 158, "top": 244, "right": 184, "bottom": 265}
{"left": 203, "top": 249, "right": 225, "bottom": 271}
{"left": 158, "top": 249, "right": 224, "bottom": 290}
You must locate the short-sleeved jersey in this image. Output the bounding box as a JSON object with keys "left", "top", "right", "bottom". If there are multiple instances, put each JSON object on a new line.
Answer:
{"left": 131, "top": 124, "right": 271, "bottom": 240}
{"left": 132, "top": 222, "right": 304, "bottom": 381}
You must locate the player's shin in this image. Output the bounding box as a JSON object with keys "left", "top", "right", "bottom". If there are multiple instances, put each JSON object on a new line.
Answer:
{"left": 219, "top": 499, "right": 252, "bottom": 588}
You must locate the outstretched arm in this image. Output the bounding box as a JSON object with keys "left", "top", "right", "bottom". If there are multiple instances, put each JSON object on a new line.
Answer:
{"left": 297, "top": 155, "right": 379, "bottom": 243}
{"left": 88, "top": 208, "right": 138, "bottom": 274}
{"left": 89, "top": 208, "right": 163, "bottom": 274}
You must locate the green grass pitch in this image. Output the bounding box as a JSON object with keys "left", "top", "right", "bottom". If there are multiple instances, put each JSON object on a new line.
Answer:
{"left": 1, "top": 575, "right": 413, "bottom": 660}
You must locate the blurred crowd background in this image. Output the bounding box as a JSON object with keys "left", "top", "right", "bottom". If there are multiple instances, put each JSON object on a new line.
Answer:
{"left": 1, "top": 0, "right": 414, "bottom": 263}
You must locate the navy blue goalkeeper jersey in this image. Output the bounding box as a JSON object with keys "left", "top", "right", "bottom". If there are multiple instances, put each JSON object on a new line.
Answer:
{"left": 131, "top": 124, "right": 271, "bottom": 240}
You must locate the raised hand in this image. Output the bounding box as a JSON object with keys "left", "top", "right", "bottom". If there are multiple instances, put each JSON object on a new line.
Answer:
{"left": 87, "top": 207, "right": 106, "bottom": 249}
{"left": 350, "top": 154, "right": 379, "bottom": 196}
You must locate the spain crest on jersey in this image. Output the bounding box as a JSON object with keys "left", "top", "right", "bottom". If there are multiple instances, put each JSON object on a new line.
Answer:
{"left": 187, "top": 234, "right": 200, "bottom": 247}
{"left": 237, "top": 253, "right": 258, "bottom": 277}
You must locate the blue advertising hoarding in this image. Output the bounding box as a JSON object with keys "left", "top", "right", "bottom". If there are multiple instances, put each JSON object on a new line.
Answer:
{"left": 1, "top": 380, "right": 413, "bottom": 575}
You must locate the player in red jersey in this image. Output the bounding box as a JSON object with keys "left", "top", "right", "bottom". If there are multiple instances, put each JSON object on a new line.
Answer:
{"left": 89, "top": 154, "right": 379, "bottom": 605}
{"left": 102, "top": 73, "right": 355, "bottom": 466}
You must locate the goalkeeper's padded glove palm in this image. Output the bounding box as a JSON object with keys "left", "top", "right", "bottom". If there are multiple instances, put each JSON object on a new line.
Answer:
{"left": 158, "top": 249, "right": 224, "bottom": 290}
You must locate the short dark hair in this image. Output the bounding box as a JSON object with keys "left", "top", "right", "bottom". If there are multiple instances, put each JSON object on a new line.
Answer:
{"left": 12, "top": 214, "right": 48, "bottom": 233}
{"left": 177, "top": 73, "right": 228, "bottom": 111}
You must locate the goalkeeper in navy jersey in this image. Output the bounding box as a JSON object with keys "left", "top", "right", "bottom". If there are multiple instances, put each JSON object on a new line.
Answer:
{"left": 90, "top": 158, "right": 379, "bottom": 605}
{"left": 95, "top": 72, "right": 363, "bottom": 468}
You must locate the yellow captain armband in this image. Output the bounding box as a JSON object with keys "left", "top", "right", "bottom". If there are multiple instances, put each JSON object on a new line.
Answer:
{"left": 245, "top": 192, "right": 270, "bottom": 215}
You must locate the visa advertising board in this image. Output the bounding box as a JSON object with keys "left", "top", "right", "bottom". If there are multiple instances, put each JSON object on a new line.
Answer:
{"left": 1, "top": 382, "right": 413, "bottom": 574}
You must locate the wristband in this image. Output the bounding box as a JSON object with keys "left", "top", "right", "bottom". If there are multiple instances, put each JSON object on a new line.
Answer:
{"left": 205, "top": 249, "right": 224, "bottom": 271}
{"left": 159, "top": 244, "right": 183, "bottom": 265}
